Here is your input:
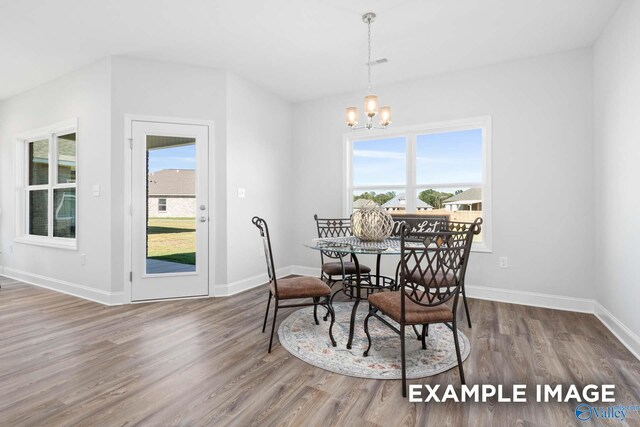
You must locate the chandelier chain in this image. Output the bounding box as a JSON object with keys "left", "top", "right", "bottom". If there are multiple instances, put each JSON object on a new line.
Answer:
{"left": 367, "top": 16, "right": 372, "bottom": 93}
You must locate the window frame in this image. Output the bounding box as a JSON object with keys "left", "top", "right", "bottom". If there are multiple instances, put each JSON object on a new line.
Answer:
{"left": 15, "top": 118, "right": 78, "bottom": 250}
{"left": 158, "top": 198, "right": 167, "bottom": 212}
{"left": 344, "top": 116, "right": 492, "bottom": 252}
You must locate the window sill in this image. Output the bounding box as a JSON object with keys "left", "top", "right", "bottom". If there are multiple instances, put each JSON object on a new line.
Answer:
{"left": 14, "top": 236, "right": 78, "bottom": 251}
{"left": 471, "top": 243, "right": 492, "bottom": 253}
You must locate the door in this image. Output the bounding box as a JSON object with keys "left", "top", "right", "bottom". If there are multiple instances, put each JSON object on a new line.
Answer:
{"left": 131, "top": 121, "right": 209, "bottom": 301}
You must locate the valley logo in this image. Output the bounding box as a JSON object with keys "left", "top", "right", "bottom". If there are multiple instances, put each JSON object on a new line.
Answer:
{"left": 575, "top": 403, "right": 640, "bottom": 422}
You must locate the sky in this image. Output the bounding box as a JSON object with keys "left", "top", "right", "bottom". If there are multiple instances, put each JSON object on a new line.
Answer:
{"left": 148, "top": 144, "right": 196, "bottom": 173}
{"left": 145, "top": 130, "right": 482, "bottom": 185}
{"left": 352, "top": 128, "right": 483, "bottom": 188}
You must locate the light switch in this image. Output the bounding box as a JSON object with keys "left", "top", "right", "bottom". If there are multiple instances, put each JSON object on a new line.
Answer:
{"left": 237, "top": 187, "right": 246, "bottom": 199}
{"left": 92, "top": 185, "right": 100, "bottom": 197}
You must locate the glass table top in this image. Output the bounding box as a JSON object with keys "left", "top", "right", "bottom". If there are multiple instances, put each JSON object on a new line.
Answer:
{"left": 305, "top": 236, "right": 405, "bottom": 255}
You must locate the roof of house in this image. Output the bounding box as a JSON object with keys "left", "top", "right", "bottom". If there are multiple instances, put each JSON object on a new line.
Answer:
{"left": 353, "top": 199, "right": 378, "bottom": 208}
{"left": 443, "top": 187, "right": 482, "bottom": 204}
{"left": 382, "top": 193, "right": 433, "bottom": 209}
{"left": 148, "top": 169, "right": 195, "bottom": 196}
{"left": 31, "top": 134, "right": 76, "bottom": 165}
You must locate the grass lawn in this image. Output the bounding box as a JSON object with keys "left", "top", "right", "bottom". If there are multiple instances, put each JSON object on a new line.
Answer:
{"left": 147, "top": 218, "right": 196, "bottom": 265}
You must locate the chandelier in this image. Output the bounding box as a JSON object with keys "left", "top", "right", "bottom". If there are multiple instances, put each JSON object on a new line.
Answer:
{"left": 345, "top": 12, "right": 392, "bottom": 130}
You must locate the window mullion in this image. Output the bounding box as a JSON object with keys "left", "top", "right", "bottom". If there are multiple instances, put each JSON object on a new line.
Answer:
{"left": 24, "top": 188, "right": 30, "bottom": 236}
{"left": 24, "top": 142, "right": 29, "bottom": 235}
{"left": 48, "top": 133, "right": 54, "bottom": 238}
{"left": 52, "top": 133, "right": 58, "bottom": 186}
{"left": 53, "top": 183, "right": 76, "bottom": 190}
{"left": 345, "top": 137, "right": 353, "bottom": 216}
{"left": 26, "top": 184, "right": 49, "bottom": 191}
{"left": 405, "top": 133, "right": 417, "bottom": 213}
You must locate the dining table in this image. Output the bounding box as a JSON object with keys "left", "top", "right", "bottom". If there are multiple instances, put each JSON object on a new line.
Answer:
{"left": 304, "top": 236, "right": 404, "bottom": 349}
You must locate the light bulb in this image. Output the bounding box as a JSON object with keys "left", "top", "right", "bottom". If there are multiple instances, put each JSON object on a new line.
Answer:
{"left": 364, "top": 94, "right": 379, "bottom": 118}
{"left": 379, "top": 106, "right": 392, "bottom": 127}
{"left": 346, "top": 107, "right": 359, "bottom": 127}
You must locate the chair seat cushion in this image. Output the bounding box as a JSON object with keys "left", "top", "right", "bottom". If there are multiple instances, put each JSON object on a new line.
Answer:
{"left": 271, "top": 276, "right": 331, "bottom": 299}
{"left": 322, "top": 261, "right": 371, "bottom": 276}
{"left": 368, "top": 291, "right": 453, "bottom": 325}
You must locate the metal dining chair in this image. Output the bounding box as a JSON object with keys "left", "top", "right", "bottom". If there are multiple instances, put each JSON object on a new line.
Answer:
{"left": 253, "top": 216, "right": 336, "bottom": 353}
{"left": 313, "top": 215, "right": 372, "bottom": 287}
{"left": 363, "top": 218, "right": 481, "bottom": 397}
{"left": 393, "top": 215, "right": 477, "bottom": 328}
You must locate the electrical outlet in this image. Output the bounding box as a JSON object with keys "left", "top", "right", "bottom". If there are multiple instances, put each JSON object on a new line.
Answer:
{"left": 81, "top": 253, "right": 86, "bottom": 265}
{"left": 499, "top": 256, "right": 508, "bottom": 268}
{"left": 237, "top": 187, "right": 246, "bottom": 199}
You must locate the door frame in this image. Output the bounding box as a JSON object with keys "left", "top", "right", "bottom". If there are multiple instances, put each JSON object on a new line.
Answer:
{"left": 123, "top": 115, "right": 215, "bottom": 304}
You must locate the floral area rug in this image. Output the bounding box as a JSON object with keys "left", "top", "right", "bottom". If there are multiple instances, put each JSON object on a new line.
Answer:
{"left": 277, "top": 301, "right": 470, "bottom": 379}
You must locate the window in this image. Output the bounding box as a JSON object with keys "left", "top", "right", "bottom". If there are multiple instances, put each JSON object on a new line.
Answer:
{"left": 16, "top": 119, "right": 78, "bottom": 249}
{"left": 345, "top": 117, "right": 491, "bottom": 251}
{"left": 158, "top": 198, "right": 167, "bottom": 212}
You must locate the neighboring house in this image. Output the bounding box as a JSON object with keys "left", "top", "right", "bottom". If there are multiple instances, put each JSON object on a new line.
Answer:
{"left": 443, "top": 187, "right": 482, "bottom": 211}
{"left": 353, "top": 198, "right": 378, "bottom": 209}
{"left": 148, "top": 169, "right": 196, "bottom": 217}
{"left": 382, "top": 193, "right": 433, "bottom": 212}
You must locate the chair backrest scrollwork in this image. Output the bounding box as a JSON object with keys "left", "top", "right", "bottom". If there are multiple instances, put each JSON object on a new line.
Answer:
{"left": 314, "top": 215, "right": 353, "bottom": 260}
{"left": 390, "top": 214, "right": 449, "bottom": 236}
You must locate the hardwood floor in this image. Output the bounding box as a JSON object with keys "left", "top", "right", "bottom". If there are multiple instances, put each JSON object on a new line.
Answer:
{"left": 1, "top": 275, "right": 639, "bottom": 426}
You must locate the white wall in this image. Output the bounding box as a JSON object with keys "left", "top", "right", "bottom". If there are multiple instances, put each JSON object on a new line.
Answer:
{"left": 594, "top": 0, "right": 640, "bottom": 339}
{"left": 0, "top": 58, "right": 115, "bottom": 302}
{"left": 110, "top": 56, "right": 229, "bottom": 291}
{"left": 0, "top": 48, "right": 604, "bottom": 310}
{"left": 0, "top": 56, "right": 294, "bottom": 301}
{"left": 291, "top": 49, "right": 595, "bottom": 300}
{"left": 110, "top": 58, "right": 294, "bottom": 295}
{"left": 226, "top": 73, "right": 293, "bottom": 285}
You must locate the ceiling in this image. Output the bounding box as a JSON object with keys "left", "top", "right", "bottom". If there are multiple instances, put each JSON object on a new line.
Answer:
{"left": 0, "top": 0, "right": 622, "bottom": 102}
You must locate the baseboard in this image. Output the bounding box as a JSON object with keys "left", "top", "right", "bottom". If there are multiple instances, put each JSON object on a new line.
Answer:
{"left": 465, "top": 284, "right": 595, "bottom": 313}
{"left": 2, "top": 267, "right": 124, "bottom": 305}
{"left": 214, "top": 266, "right": 293, "bottom": 297}
{"left": 594, "top": 302, "right": 640, "bottom": 361}
{"left": 2, "top": 265, "right": 290, "bottom": 303}
{"left": 290, "top": 265, "right": 321, "bottom": 277}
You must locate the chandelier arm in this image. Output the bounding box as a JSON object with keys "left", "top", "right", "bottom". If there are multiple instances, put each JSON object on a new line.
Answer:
{"left": 350, "top": 124, "right": 388, "bottom": 131}
{"left": 350, "top": 126, "right": 388, "bottom": 131}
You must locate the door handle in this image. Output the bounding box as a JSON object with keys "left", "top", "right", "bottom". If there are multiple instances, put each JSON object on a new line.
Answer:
{"left": 200, "top": 216, "right": 208, "bottom": 223}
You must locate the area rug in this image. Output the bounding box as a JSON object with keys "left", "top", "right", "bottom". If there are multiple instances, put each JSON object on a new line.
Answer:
{"left": 278, "top": 302, "right": 470, "bottom": 379}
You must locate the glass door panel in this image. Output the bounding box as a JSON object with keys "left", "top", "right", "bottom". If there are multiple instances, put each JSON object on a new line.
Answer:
{"left": 145, "top": 136, "right": 197, "bottom": 275}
